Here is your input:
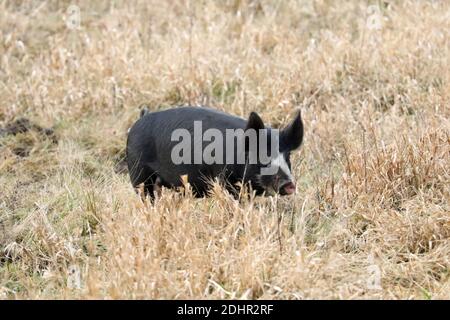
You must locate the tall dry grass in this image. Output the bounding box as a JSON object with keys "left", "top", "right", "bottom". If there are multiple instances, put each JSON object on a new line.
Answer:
{"left": 0, "top": 0, "right": 449, "bottom": 299}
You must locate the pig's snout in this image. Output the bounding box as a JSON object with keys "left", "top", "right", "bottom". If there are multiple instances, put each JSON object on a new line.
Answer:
{"left": 279, "top": 181, "right": 296, "bottom": 196}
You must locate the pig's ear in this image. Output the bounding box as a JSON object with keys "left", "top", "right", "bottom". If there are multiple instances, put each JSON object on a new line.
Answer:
{"left": 244, "top": 112, "right": 265, "bottom": 153}
{"left": 245, "top": 112, "right": 265, "bottom": 131}
{"left": 280, "top": 110, "right": 303, "bottom": 150}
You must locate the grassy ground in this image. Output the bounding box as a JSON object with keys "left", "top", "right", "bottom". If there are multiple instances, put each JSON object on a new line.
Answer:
{"left": 0, "top": 0, "right": 449, "bottom": 299}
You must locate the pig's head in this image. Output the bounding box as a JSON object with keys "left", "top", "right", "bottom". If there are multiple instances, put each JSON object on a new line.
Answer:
{"left": 243, "top": 111, "right": 303, "bottom": 196}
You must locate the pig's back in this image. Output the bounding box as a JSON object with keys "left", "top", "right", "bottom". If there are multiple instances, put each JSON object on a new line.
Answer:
{"left": 126, "top": 106, "right": 247, "bottom": 187}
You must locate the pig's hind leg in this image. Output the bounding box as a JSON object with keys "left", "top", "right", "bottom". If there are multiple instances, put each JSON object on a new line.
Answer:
{"left": 131, "top": 165, "right": 162, "bottom": 201}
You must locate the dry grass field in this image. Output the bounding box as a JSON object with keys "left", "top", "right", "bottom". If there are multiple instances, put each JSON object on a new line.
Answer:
{"left": 0, "top": 0, "right": 449, "bottom": 299}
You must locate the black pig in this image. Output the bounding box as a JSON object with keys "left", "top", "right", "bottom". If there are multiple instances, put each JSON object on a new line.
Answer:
{"left": 126, "top": 106, "right": 303, "bottom": 199}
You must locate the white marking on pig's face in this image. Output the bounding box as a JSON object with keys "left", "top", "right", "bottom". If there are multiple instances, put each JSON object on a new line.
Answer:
{"left": 270, "top": 153, "right": 294, "bottom": 182}
{"left": 251, "top": 152, "right": 295, "bottom": 196}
